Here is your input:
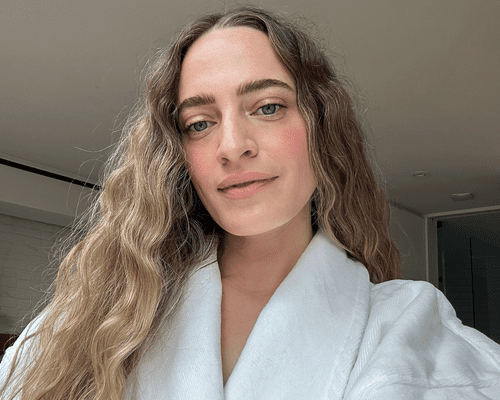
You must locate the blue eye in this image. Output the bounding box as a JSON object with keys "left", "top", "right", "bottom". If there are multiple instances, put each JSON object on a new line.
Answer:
{"left": 260, "top": 104, "right": 280, "bottom": 115}
{"left": 188, "top": 121, "right": 210, "bottom": 132}
{"left": 256, "top": 103, "right": 286, "bottom": 116}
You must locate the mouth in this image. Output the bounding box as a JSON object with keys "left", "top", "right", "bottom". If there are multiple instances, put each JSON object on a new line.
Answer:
{"left": 227, "top": 180, "right": 261, "bottom": 189}
{"left": 220, "top": 178, "right": 273, "bottom": 191}
{"left": 218, "top": 177, "right": 278, "bottom": 199}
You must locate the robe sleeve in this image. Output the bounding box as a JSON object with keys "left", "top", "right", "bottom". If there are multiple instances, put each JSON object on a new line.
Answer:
{"left": 0, "top": 312, "right": 45, "bottom": 399}
{"left": 344, "top": 280, "right": 500, "bottom": 399}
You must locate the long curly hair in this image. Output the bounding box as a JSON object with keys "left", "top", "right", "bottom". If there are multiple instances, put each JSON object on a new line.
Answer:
{"left": 1, "top": 6, "right": 400, "bottom": 400}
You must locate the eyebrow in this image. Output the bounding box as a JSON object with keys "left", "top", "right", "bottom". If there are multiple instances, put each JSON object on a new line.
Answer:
{"left": 176, "top": 78, "right": 294, "bottom": 118}
{"left": 236, "top": 78, "right": 294, "bottom": 96}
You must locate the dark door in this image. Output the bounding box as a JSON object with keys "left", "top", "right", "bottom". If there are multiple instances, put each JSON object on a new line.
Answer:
{"left": 438, "top": 221, "right": 500, "bottom": 343}
{"left": 470, "top": 237, "right": 500, "bottom": 343}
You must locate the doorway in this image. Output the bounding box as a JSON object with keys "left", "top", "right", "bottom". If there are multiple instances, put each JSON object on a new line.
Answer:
{"left": 436, "top": 211, "right": 500, "bottom": 343}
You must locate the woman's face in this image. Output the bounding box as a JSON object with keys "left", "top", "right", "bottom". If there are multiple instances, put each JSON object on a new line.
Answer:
{"left": 178, "top": 27, "right": 317, "bottom": 237}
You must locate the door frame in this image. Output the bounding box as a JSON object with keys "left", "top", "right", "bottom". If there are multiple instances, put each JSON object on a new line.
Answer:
{"left": 425, "top": 205, "right": 500, "bottom": 288}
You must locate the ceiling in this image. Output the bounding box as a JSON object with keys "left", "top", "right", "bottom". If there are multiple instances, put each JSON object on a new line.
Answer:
{"left": 1, "top": 0, "right": 499, "bottom": 217}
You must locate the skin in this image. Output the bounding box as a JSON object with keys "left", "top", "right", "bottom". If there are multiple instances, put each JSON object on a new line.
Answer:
{"left": 178, "top": 27, "right": 317, "bottom": 298}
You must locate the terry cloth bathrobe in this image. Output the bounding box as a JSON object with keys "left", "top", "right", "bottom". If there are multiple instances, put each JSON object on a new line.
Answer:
{"left": 2, "top": 228, "right": 500, "bottom": 399}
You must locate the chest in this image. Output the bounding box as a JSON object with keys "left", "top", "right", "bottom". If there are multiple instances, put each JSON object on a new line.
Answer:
{"left": 220, "top": 288, "right": 271, "bottom": 386}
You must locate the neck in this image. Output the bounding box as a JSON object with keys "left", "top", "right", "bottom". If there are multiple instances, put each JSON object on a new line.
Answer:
{"left": 217, "top": 204, "right": 314, "bottom": 297}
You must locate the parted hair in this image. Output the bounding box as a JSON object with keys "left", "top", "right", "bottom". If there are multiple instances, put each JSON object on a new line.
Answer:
{"left": 1, "top": 5, "right": 400, "bottom": 400}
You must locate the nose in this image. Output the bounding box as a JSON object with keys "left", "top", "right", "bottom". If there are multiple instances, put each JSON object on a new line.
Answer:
{"left": 216, "top": 112, "right": 258, "bottom": 165}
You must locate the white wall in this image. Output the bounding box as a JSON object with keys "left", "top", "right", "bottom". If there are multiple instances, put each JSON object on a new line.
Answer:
{"left": 0, "top": 213, "right": 69, "bottom": 334}
{"left": 0, "top": 163, "right": 96, "bottom": 227}
{"left": 0, "top": 164, "right": 92, "bottom": 333}
{"left": 389, "top": 206, "right": 426, "bottom": 281}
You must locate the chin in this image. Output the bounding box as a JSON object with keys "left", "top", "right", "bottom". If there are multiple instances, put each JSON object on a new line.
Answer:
{"left": 218, "top": 216, "right": 292, "bottom": 238}
{"left": 221, "top": 224, "right": 274, "bottom": 238}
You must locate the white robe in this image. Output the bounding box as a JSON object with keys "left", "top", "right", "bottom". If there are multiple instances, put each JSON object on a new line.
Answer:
{"left": 2, "top": 228, "right": 500, "bottom": 399}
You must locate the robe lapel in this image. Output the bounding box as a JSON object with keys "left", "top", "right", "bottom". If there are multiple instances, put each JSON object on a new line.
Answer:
{"left": 124, "top": 229, "right": 371, "bottom": 400}
{"left": 123, "top": 252, "right": 224, "bottom": 400}
{"left": 224, "top": 229, "right": 371, "bottom": 399}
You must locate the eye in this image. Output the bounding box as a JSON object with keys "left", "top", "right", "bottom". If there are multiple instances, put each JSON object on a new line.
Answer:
{"left": 255, "top": 103, "right": 285, "bottom": 116}
{"left": 186, "top": 120, "right": 213, "bottom": 133}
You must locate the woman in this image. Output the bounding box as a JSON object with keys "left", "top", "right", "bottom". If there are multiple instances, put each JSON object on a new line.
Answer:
{"left": 1, "top": 5, "right": 499, "bottom": 400}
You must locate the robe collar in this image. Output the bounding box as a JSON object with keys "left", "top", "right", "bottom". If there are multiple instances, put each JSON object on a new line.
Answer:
{"left": 124, "top": 228, "right": 371, "bottom": 400}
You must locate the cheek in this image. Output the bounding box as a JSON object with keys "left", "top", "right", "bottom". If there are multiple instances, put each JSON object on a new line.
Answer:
{"left": 277, "top": 122, "right": 315, "bottom": 188}
{"left": 185, "top": 149, "right": 212, "bottom": 192}
{"left": 278, "top": 124, "right": 309, "bottom": 161}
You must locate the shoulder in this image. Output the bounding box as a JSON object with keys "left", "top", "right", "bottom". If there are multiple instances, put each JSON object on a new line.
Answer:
{"left": 344, "top": 279, "right": 500, "bottom": 399}
{"left": 368, "top": 279, "right": 457, "bottom": 325}
{"left": 370, "top": 278, "right": 444, "bottom": 304}
{"left": 369, "top": 279, "right": 497, "bottom": 349}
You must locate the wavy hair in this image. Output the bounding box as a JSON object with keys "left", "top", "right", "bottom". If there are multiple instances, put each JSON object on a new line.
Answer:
{"left": 1, "top": 5, "right": 400, "bottom": 400}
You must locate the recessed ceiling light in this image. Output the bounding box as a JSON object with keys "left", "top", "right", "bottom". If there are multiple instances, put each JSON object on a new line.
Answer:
{"left": 411, "top": 171, "right": 428, "bottom": 177}
{"left": 451, "top": 193, "right": 474, "bottom": 201}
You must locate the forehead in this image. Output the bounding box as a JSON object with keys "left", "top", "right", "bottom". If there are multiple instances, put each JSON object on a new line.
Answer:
{"left": 178, "top": 27, "right": 295, "bottom": 102}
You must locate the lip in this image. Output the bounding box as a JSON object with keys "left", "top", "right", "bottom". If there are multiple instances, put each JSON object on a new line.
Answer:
{"left": 219, "top": 177, "right": 277, "bottom": 199}
{"left": 218, "top": 172, "right": 278, "bottom": 191}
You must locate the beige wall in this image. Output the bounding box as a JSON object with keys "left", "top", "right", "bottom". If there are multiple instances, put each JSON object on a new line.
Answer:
{"left": 389, "top": 206, "right": 427, "bottom": 281}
